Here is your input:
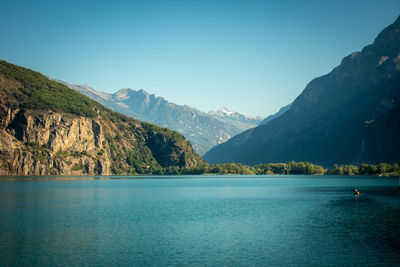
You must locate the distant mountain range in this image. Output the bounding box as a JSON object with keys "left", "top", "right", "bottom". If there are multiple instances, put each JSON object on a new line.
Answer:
{"left": 57, "top": 81, "right": 263, "bottom": 155}
{"left": 259, "top": 103, "right": 292, "bottom": 126}
{"left": 204, "top": 16, "right": 400, "bottom": 166}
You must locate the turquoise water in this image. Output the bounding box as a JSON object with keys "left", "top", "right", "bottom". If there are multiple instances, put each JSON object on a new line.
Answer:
{"left": 0, "top": 175, "right": 399, "bottom": 266}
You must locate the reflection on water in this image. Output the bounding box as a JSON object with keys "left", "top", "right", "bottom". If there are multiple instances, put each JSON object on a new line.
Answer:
{"left": 0, "top": 175, "right": 399, "bottom": 266}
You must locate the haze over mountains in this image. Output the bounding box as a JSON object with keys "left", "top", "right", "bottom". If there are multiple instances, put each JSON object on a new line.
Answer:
{"left": 259, "top": 103, "right": 292, "bottom": 126}
{"left": 204, "top": 16, "right": 400, "bottom": 166}
{"left": 58, "top": 81, "right": 263, "bottom": 155}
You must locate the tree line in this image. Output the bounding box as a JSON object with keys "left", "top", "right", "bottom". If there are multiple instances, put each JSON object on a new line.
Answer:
{"left": 130, "top": 161, "right": 400, "bottom": 176}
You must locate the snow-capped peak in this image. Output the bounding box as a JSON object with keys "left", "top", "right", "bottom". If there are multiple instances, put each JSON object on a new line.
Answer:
{"left": 218, "top": 107, "right": 234, "bottom": 116}
{"left": 208, "top": 107, "right": 263, "bottom": 122}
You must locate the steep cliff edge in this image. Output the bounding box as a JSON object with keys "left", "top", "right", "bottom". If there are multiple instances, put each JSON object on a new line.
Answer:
{"left": 0, "top": 60, "right": 204, "bottom": 175}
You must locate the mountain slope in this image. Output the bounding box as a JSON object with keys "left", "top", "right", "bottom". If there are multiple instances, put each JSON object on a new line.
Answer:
{"left": 0, "top": 60, "right": 203, "bottom": 175}
{"left": 204, "top": 16, "right": 400, "bottom": 166}
{"left": 259, "top": 103, "right": 292, "bottom": 126}
{"left": 59, "top": 83, "right": 263, "bottom": 155}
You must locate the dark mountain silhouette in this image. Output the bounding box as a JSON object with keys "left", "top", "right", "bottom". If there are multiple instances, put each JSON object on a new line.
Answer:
{"left": 204, "top": 16, "right": 400, "bottom": 166}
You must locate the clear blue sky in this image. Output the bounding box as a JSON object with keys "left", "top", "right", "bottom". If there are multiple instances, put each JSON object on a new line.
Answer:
{"left": 1, "top": 0, "right": 400, "bottom": 117}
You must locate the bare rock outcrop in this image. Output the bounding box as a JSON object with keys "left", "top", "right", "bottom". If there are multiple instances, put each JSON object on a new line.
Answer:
{"left": 0, "top": 108, "right": 111, "bottom": 175}
{"left": 0, "top": 59, "right": 204, "bottom": 175}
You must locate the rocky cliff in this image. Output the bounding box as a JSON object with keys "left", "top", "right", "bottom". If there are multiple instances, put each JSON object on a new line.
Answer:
{"left": 0, "top": 60, "right": 204, "bottom": 175}
{"left": 0, "top": 109, "right": 110, "bottom": 175}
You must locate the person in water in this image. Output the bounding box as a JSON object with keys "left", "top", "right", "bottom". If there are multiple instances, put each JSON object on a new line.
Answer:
{"left": 353, "top": 189, "right": 360, "bottom": 195}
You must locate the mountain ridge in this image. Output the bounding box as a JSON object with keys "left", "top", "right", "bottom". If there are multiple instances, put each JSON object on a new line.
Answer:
{"left": 204, "top": 15, "right": 400, "bottom": 166}
{"left": 0, "top": 60, "right": 204, "bottom": 175}
{"left": 259, "top": 103, "right": 292, "bottom": 126}
{"left": 58, "top": 82, "right": 263, "bottom": 154}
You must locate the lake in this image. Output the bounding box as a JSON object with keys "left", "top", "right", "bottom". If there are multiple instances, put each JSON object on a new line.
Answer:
{"left": 0, "top": 175, "right": 399, "bottom": 266}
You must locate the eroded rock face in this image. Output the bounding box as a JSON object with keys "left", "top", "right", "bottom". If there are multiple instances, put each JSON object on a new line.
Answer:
{"left": 0, "top": 108, "right": 111, "bottom": 175}
{"left": 0, "top": 59, "right": 204, "bottom": 175}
